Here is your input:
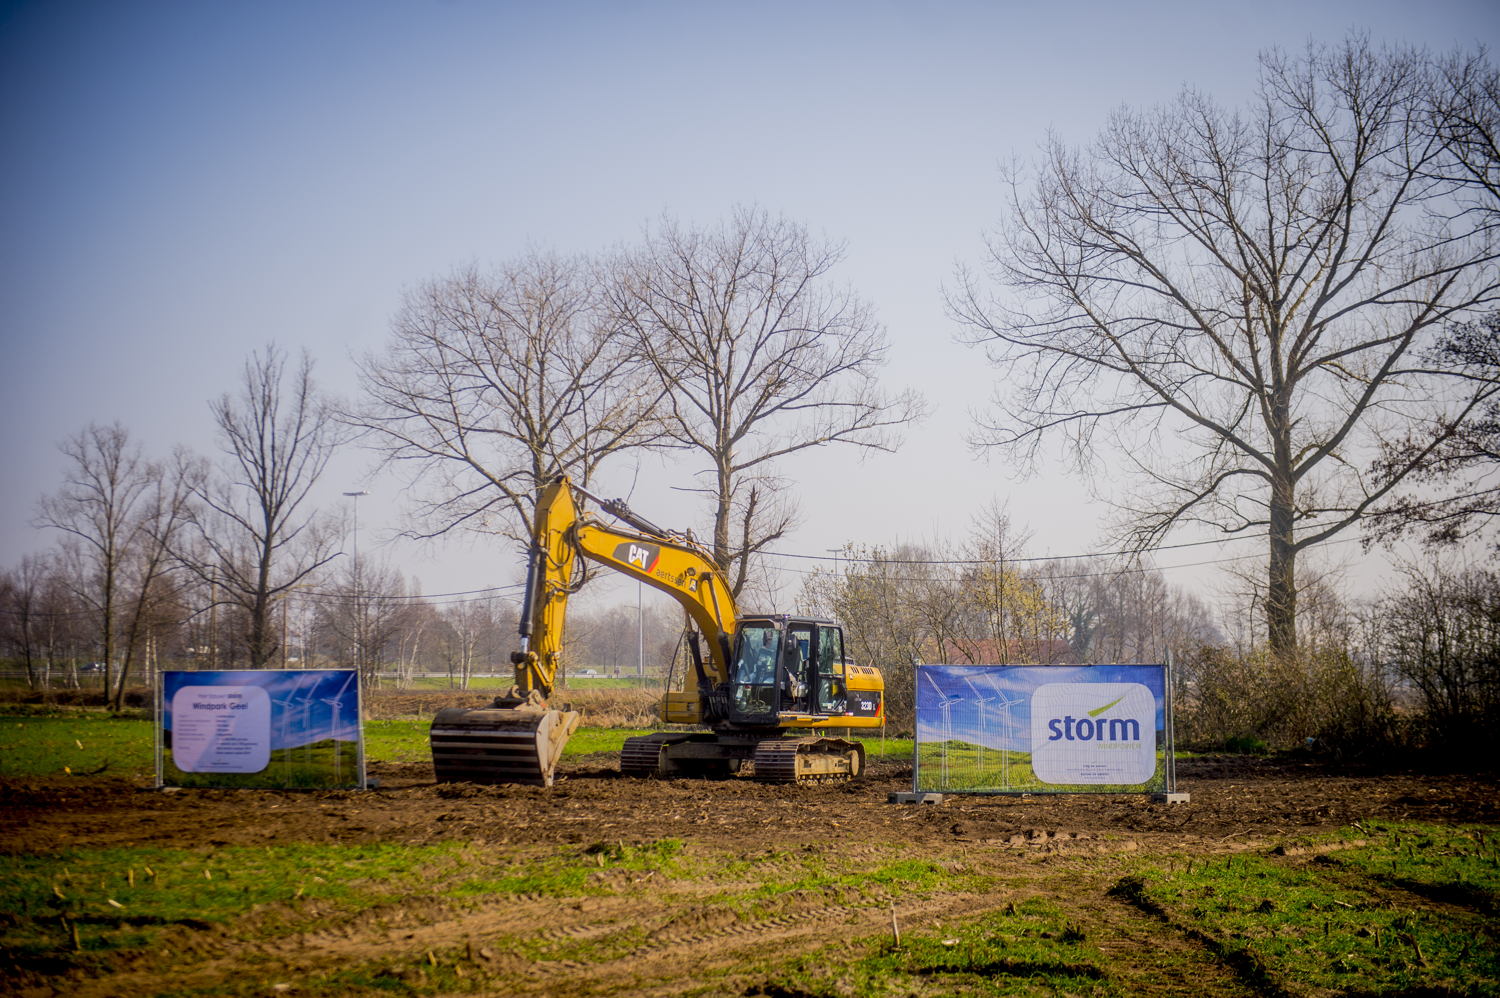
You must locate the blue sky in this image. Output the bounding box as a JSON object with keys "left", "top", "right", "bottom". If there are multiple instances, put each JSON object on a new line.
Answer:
{"left": 3, "top": 0, "right": 1496, "bottom": 613}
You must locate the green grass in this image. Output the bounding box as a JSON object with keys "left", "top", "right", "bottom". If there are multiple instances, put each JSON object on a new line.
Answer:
{"left": 0, "top": 841, "right": 461, "bottom": 976}
{"left": 0, "top": 714, "right": 914, "bottom": 781}
{"left": 447, "top": 838, "right": 687, "bottom": 899}
{"left": 1328, "top": 819, "right": 1500, "bottom": 913}
{"left": 0, "top": 714, "right": 156, "bottom": 780}
{"left": 0, "top": 836, "right": 695, "bottom": 988}
{"left": 1113, "top": 822, "right": 1500, "bottom": 995}
{"left": 560, "top": 676, "right": 661, "bottom": 689}
{"left": 757, "top": 896, "right": 1113, "bottom": 997}
{"left": 300, "top": 846, "right": 1012, "bottom": 995}
{"left": 709, "top": 852, "right": 964, "bottom": 918}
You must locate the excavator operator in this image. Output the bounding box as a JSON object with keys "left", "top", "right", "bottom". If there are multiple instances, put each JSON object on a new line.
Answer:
{"left": 780, "top": 637, "right": 807, "bottom": 711}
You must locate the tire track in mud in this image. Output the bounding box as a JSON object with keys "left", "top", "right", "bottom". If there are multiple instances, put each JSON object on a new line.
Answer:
{"left": 9, "top": 756, "right": 1499, "bottom": 997}
{"left": 40, "top": 884, "right": 991, "bottom": 998}
{"left": 491, "top": 888, "right": 1019, "bottom": 997}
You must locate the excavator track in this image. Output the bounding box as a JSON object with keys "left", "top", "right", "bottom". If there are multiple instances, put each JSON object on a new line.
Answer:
{"left": 619, "top": 733, "right": 690, "bottom": 777}
{"left": 620, "top": 732, "right": 746, "bottom": 779}
{"left": 621, "top": 733, "right": 866, "bottom": 783}
{"left": 751, "top": 737, "right": 865, "bottom": 785}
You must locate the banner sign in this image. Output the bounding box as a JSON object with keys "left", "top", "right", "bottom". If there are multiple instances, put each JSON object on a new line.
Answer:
{"left": 157, "top": 669, "right": 364, "bottom": 789}
{"left": 914, "top": 664, "right": 1170, "bottom": 794}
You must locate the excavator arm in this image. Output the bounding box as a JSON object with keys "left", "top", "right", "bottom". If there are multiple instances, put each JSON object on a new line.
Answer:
{"left": 510, "top": 475, "right": 740, "bottom": 692}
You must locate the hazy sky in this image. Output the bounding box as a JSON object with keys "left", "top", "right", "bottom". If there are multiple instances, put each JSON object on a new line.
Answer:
{"left": 3, "top": 0, "right": 1496, "bottom": 616}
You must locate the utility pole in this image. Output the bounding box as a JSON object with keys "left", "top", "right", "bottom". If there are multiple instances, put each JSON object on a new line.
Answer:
{"left": 343, "top": 491, "right": 369, "bottom": 678}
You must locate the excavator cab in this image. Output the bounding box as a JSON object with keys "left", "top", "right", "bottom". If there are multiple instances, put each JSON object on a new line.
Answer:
{"left": 729, "top": 617, "right": 849, "bottom": 722}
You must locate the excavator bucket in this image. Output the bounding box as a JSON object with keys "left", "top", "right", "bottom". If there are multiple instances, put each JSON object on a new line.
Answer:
{"left": 429, "top": 703, "right": 581, "bottom": 787}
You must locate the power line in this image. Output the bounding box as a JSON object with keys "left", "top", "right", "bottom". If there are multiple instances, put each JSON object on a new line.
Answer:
{"left": 763, "top": 533, "right": 1369, "bottom": 585}
{"left": 763, "top": 486, "right": 1500, "bottom": 569}
{"left": 289, "top": 583, "right": 525, "bottom": 603}
{"left": 773, "top": 527, "right": 1267, "bottom": 567}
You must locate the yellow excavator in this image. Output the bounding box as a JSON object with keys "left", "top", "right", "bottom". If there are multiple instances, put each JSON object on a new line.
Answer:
{"left": 429, "top": 475, "right": 885, "bottom": 787}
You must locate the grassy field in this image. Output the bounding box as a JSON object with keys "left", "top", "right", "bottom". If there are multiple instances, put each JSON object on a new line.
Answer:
{"left": 3, "top": 712, "right": 1497, "bottom": 995}
{"left": 3, "top": 814, "right": 1495, "bottom": 995}
{"left": 0, "top": 712, "right": 916, "bottom": 781}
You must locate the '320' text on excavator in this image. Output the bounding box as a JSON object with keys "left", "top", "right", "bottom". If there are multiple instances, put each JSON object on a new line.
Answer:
{"left": 429, "top": 476, "right": 885, "bottom": 786}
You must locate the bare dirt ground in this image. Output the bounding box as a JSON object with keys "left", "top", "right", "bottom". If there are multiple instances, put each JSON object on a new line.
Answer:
{"left": 9, "top": 754, "right": 1498, "bottom": 859}
{"left": 4, "top": 691, "right": 1498, "bottom": 996}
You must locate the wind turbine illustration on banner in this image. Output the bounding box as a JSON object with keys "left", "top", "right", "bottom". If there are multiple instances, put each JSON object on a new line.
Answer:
{"left": 923, "top": 671, "right": 965, "bottom": 787}
{"left": 981, "top": 676, "right": 1025, "bottom": 790}
{"left": 962, "top": 677, "right": 997, "bottom": 776}
{"left": 270, "top": 672, "right": 310, "bottom": 784}
{"left": 321, "top": 671, "right": 357, "bottom": 785}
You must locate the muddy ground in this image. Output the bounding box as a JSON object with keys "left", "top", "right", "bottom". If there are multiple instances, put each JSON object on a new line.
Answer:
{"left": 3, "top": 693, "right": 1498, "bottom": 996}
{"left": 6, "top": 759, "right": 1498, "bottom": 998}
{"left": 9, "top": 754, "right": 1498, "bottom": 859}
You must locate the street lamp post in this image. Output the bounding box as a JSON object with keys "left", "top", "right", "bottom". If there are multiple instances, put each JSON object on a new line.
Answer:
{"left": 343, "top": 491, "right": 369, "bottom": 675}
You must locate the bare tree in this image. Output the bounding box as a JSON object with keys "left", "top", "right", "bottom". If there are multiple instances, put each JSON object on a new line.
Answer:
{"left": 35, "top": 423, "right": 151, "bottom": 700}
{"left": 1369, "top": 58, "right": 1500, "bottom": 545}
{"left": 1370, "top": 312, "right": 1500, "bottom": 545}
{"left": 800, "top": 543, "right": 951, "bottom": 731}
{"left": 950, "top": 38, "right": 1500, "bottom": 655}
{"left": 609, "top": 206, "right": 927, "bottom": 596}
{"left": 188, "top": 346, "right": 342, "bottom": 667}
{"left": 569, "top": 601, "right": 693, "bottom": 678}
{"left": 0, "top": 554, "right": 70, "bottom": 689}
{"left": 110, "top": 454, "right": 197, "bottom": 708}
{"left": 313, "top": 560, "right": 415, "bottom": 684}
{"left": 952, "top": 500, "right": 1053, "bottom": 663}
{"left": 436, "top": 595, "right": 509, "bottom": 690}
{"left": 1036, "top": 560, "right": 1222, "bottom": 665}
{"left": 1376, "top": 560, "right": 1500, "bottom": 760}
{"left": 390, "top": 597, "right": 439, "bottom": 688}
{"left": 355, "top": 254, "right": 670, "bottom": 550}
{"left": 1433, "top": 48, "right": 1499, "bottom": 215}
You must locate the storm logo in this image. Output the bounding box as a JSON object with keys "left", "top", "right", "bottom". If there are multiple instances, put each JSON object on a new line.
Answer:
{"left": 614, "top": 541, "right": 661, "bottom": 572}
{"left": 1029, "top": 682, "right": 1156, "bottom": 785}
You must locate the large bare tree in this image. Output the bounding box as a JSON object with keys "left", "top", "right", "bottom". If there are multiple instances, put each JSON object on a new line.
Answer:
{"left": 949, "top": 39, "right": 1500, "bottom": 655}
{"left": 608, "top": 206, "right": 926, "bottom": 596}
{"left": 188, "top": 346, "right": 342, "bottom": 667}
{"left": 355, "top": 254, "right": 670, "bottom": 550}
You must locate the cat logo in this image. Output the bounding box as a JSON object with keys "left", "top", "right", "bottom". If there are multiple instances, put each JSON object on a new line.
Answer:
{"left": 613, "top": 541, "right": 661, "bottom": 572}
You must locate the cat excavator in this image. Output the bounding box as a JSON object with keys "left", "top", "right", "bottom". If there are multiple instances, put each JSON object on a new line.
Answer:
{"left": 428, "top": 475, "right": 885, "bottom": 787}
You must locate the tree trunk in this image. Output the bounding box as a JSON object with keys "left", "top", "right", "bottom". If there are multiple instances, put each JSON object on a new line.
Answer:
{"left": 1267, "top": 470, "right": 1298, "bottom": 658}
{"left": 712, "top": 457, "right": 733, "bottom": 579}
